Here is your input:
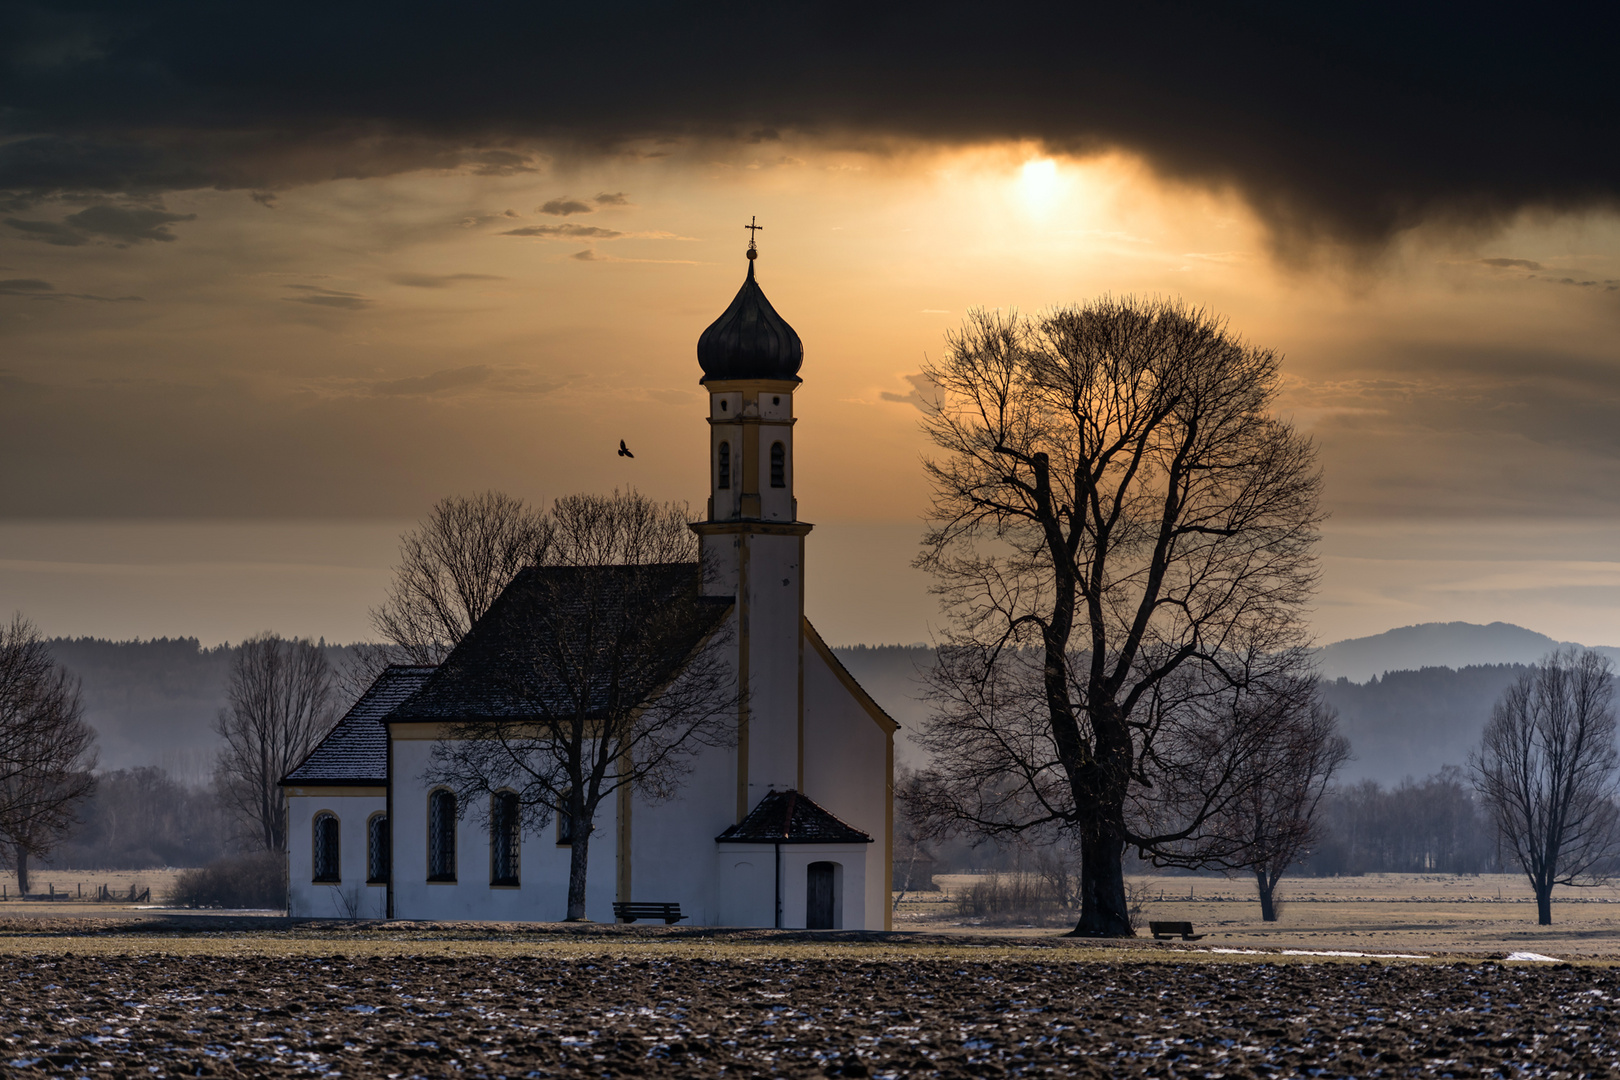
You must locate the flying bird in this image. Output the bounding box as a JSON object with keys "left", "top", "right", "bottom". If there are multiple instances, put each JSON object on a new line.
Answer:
{"left": 618, "top": 440, "right": 634, "bottom": 458}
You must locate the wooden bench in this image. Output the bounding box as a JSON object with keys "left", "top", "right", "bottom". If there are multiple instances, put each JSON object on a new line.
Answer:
{"left": 1149, "top": 920, "right": 1205, "bottom": 941}
{"left": 612, "top": 901, "right": 687, "bottom": 925}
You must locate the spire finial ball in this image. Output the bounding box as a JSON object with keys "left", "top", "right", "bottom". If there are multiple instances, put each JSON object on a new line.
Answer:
{"left": 747, "top": 247, "right": 757, "bottom": 260}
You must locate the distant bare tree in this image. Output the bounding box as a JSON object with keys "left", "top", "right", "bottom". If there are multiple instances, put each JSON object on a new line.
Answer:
{"left": 214, "top": 633, "right": 337, "bottom": 854}
{"left": 424, "top": 490, "right": 737, "bottom": 921}
{"left": 0, "top": 614, "right": 98, "bottom": 893}
{"left": 1213, "top": 691, "right": 1349, "bottom": 921}
{"left": 1472, "top": 648, "right": 1620, "bottom": 925}
{"left": 913, "top": 298, "right": 1323, "bottom": 936}
{"left": 349, "top": 491, "right": 554, "bottom": 695}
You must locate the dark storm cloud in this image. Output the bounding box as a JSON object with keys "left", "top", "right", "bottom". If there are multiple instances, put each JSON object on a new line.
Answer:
{"left": 64, "top": 204, "right": 194, "bottom": 242}
{"left": 5, "top": 216, "right": 87, "bottom": 245}
{"left": 3, "top": 2, "right": 1617, "bottom": 250}
{"left": 0, "top": 276, "right": 142, "bottom": 300}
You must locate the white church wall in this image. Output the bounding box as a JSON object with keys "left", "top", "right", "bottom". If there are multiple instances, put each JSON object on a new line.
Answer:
{"left": 802, "top": 638, "right": 893, "bottom": 930}
{"left": 714, "top": 843, "right": 778, "bottom": 926}
{"left": 389, "top": 733, "right": 619, "bottom": 922}
{"left": 628, "top": 730, "right": 738, "bottom": 925}
{"left": 285, "top": 791, "right": 387, "bottom": 919}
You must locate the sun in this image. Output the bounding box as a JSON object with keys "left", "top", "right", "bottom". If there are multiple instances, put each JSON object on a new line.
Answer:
{"left": 1018, "top": 157, "right": 1061, "bottom": 212}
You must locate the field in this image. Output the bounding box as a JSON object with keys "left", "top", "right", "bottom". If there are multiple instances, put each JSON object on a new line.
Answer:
{"left": 5, "top": 873, "right": 1620, "bottom": 1076}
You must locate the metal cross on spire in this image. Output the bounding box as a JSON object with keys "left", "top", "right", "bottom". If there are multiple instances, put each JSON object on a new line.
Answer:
{"left": 745, "top": 215, "right": 762, "bottom": 260}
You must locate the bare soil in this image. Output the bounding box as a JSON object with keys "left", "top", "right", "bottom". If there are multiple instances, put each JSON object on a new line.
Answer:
{"left": 5, "top": 944, "right": 1618, "bottom": 1077}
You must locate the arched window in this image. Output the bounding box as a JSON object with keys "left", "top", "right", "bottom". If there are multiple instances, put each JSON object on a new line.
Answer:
{"left": 312, "top": 812, "right": 340, "bottom": 882}
{"left": 770, "top": 441, "right": 786, "bottom": 487}
{"left": 428, "top": 789, "right": 457, "bottom": 881}
{"left": 491, "top": 791, "right": 521, "bottom": 886}
{"left": 718, "top": 441, "right": 731, "bottom": 489}
{"left": 367, "top": 813, "right": 389, "bottom": 884}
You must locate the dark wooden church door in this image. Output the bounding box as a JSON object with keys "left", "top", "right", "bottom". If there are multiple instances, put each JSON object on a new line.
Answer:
{"left": 806, "top": 862, "right": 836, "bottom": 929}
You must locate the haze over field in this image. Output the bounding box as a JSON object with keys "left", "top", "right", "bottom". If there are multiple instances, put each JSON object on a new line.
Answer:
{"left": 3, "top": 4, "right": 1620, "bottom": 652}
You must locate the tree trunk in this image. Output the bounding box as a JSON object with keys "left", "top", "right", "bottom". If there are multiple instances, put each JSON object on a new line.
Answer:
{"left": 1536, "top": 882, "right": 1553, "bottom": 926}
{"left": 14, "top": 844, "right": 29, "bottom": 896}
{"left": 1069, "top": 827, "right": 1132, "bottom": 936}
{"left": 1256, "top": 868, "right": 1278, "bottom": 922}
{"left": 566, "top": 821, "right": 592, "bottom": 921}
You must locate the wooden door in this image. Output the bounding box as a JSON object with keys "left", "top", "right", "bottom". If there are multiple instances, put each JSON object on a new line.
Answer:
{"left": 806, "top": 861, "right": 836, "bottom": 929}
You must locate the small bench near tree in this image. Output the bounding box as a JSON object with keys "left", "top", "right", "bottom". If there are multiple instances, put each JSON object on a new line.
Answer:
{"left": 1149, "top": 920, "right": 1204, "bottom": 941}
{"left": 612, "top": 901, "right": 687, "bottom": 925}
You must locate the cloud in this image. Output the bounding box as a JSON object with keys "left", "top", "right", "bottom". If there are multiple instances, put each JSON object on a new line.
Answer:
{"left": 386, "top": 272, "right": 504, "bottom": 288}
{"left": 1481, "top": 257, "right": 1543, "bottom": 270}
{"left": 539, "top": 197, "right": 593, "bottom": 216}
{"left": 4, "top": 217, "right": 87, "bottom": 245}
{"left": 501, "top": 224, "right": 622, "bottom": 239}
{"left": 285, "top": 284, "right": 372, "bottom": 310}
{"left": 63, "top": 204, "right": 196, "bottom": 243}
{"left": 3, "top": 5, "right": 1619, "bottom": 252}
{"left": 570, "top": 249, "right": 600, "bottom": 261}
{"left": 250, "top": 191, "right": 278, "bottom": 208}
{"left": 880, "top": 372, "right": 944, "bottom": 411}
{"left": 594, "top": 191, "right": 629, "bottom": 206}
{"left": 0, "top": 278, "right": 56, "bottom": 294}
{"left": 371, "top": 365, "right": 492, "bottom": 396}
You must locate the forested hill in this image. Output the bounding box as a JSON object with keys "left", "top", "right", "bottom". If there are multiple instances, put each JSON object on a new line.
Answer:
{"left": 45, "top": 638, "right": 368, "bottom": 775}
{"left": 43, "top": 629, "right": 1593, "bottom": 785}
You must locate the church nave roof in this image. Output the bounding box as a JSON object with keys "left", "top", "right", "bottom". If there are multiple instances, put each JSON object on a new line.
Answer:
{"left": 281, "top": 664, "right": 436, "bottom": 786}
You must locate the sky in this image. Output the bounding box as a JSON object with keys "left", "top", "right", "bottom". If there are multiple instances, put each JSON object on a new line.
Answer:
{"left": 2, "top": 2, "right": 1620, "bottom": 649}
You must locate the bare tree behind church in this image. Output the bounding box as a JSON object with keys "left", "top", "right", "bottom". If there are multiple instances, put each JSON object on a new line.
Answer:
{"left": 423, "top": 490, "right": 738, "bottom": 921}
{"left": 0, "top": 614, "right": 98, "bottom": 893}
{"left": 348, "top": 491, "right": 554, "bottom": 696}
{"left": 214, "top": 633, "right": 337, "bottom": 853}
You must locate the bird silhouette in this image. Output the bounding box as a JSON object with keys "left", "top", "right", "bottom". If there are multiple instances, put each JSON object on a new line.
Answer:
{"left": 618, "top": 440, "right": 634, "bottom": 458}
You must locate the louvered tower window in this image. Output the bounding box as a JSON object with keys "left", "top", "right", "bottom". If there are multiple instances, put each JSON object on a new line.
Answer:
{"left": 718, "top": 441, "right": 731, "bottom": 489}
{"left": 770, "top": 441, "right": 786, "bottom": 487}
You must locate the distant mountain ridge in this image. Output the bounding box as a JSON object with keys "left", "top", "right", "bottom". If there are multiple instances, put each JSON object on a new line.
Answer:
{"left": 1314, "top": 621, "right": 1620, "bottom": 682}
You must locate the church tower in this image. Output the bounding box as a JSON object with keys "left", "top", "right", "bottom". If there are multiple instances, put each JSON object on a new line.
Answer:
{"left": 691, "top": 224, "right": 812, "bottom": 820}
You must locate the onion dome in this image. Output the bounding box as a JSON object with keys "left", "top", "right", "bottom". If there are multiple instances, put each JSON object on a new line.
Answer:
{"left": 697, "top": 251, "right": 803, "bottom": 383}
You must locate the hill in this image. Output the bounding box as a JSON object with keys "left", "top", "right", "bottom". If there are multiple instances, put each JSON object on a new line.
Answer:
{"left": 1314, "top": 621, "right": 1620, "bottom": 682}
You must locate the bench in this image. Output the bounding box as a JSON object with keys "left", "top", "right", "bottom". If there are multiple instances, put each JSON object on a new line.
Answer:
{"left": 612, "top": 901, "right": 687, "bottom": 925}
{"left": 1149, "top": 920, "right": 1205, "bottom": 941}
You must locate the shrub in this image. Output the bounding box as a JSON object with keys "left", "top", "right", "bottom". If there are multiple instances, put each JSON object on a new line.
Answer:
{"left": 170, "top": 851, "right": 287, "bottom": 910}
{"left": 953, "top": 871, "right": 1070, "bottom": 925}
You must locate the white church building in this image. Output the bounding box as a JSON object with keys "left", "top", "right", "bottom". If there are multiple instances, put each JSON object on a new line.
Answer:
{"left": 281, "top": 240, "right": 897, "bottom": 929}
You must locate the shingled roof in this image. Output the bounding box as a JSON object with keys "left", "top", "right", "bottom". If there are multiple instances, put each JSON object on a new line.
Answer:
{"left": 387, "top": 563, "right": 733, "bottom": 723}
{"left": 281, "top": 665, "right": 436, "bottom": 787}
{"left": 716, "top": 789, "right": 873, "bottom": 844}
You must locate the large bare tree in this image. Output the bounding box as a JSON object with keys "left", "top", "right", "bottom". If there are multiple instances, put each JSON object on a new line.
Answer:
{"left": 214, "top": 633, "right": 338, "bottom": 853}
{"left": 422, "top": 490, "right": 738, "bottom": 920}
{"left": 343, "top": 491, "right": 554, "bottom": 698}
{"left": 1212, "top": 691, "right": 1349, "bottom": 921}
{"left": 0, "top": 615, "right": 98, "bottom": 893}
{"left": 913, "top": 298, "right": 1323, "bottom": 936}
{"left": 1472, "top": 648, "right": 1620, "bottom": 925}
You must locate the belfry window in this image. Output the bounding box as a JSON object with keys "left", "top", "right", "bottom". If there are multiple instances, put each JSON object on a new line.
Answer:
{"left": 718, "top": 441, "right": 731, "bottom": 489}
{"left": 312, "top": 812, "right": 340, "bottom": 882}
{"left": 491, "top": 791, "right": 520, "bottom": 886}
{"left": 428, "top": 789, "right": 457, "bottom": 881}
{"left": 770, "top": 442, "right": 786, "bottom": 487}
{"left": 367, "top": 813, "right": 389, "bottom": 883}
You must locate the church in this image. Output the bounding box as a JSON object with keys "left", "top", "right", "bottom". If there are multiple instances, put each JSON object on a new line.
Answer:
{"left": 280, "top": 237, "right": 897, "bottom": 929}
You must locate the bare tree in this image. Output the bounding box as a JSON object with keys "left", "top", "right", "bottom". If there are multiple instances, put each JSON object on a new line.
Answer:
{"left": 352, "top": 491, "right": 554, "bottom": 694}
{"left": 913, "top": 298, "right": 1323, "bottom": 936}
{"left": 214, "top": 633, "right": 338, "bottom": 854}
{"left": 423, "top": 490, "right": 738, "bottom": 920}
{"left": 0, "top": 614, "right": 98, "bottom": 893}
{"left": 1472, "top": 648, "right": 1620, "bottom": 925}
{"left": 1213, "top": 692, "right": 1349, "bottom": 921}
